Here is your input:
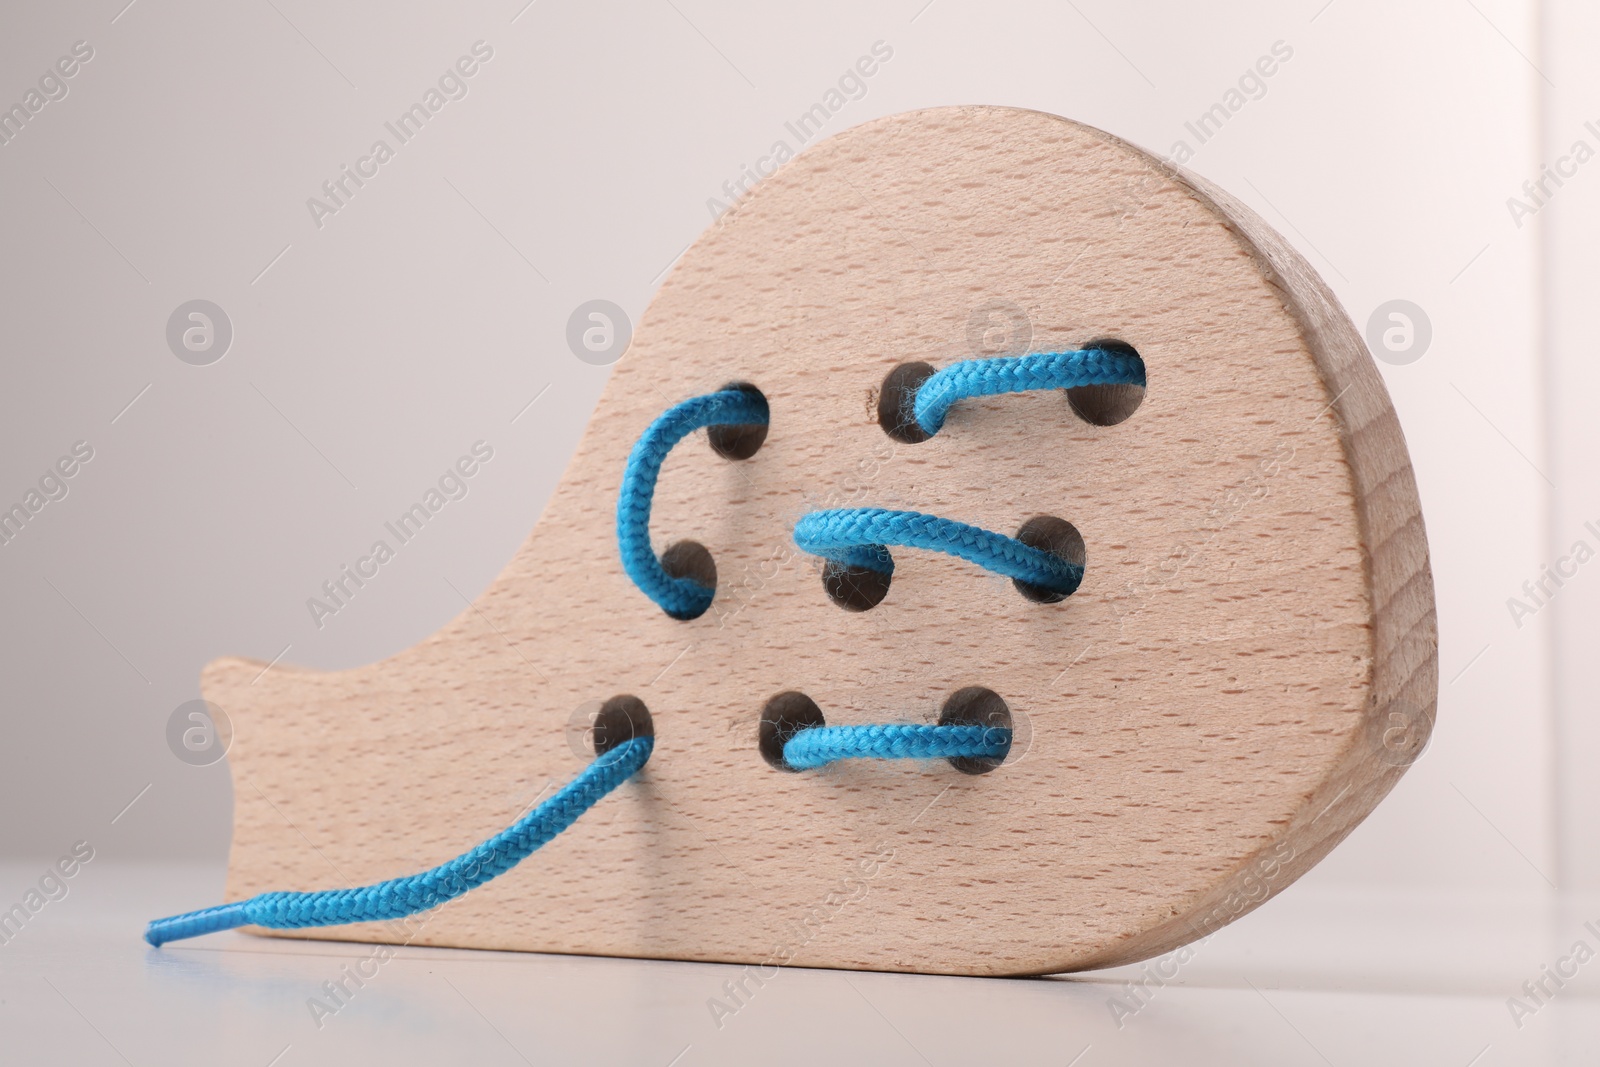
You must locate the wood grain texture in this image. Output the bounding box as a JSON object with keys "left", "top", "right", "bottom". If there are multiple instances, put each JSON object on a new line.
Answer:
{"left": 207, "top": 106, "right": 1436, "bottom": 976}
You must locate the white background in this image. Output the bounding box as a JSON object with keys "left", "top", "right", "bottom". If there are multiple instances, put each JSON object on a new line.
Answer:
{"left": 0, "top": 1, "right": 1590, "bottom": 1062}
{"left": 0, "top": 0, "right": 1559, "bottom": 892}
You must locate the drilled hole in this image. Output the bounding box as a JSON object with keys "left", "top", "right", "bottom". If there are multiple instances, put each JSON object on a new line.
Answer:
{"left": 939, "top": 687, "right": 1012, "bottom": 774}
{"left": 822, "top": 559, "right": 892, "bottom": 612}
{"left": 877, "top": 362, "right": 935, "bottom": 444}
{"left": 660, "top": 539, "right": 717, "bottom": 620}
{"left": 759, "top": 691, "right": 827, "bottom": 771}
{"left": 593, "top": 694, "right": 654, "bottom": 756}
{"left": 1067, "top": 339, "right": 1145, "bottom": 427}
{"left": 708, "top": 382, "right": 769, "bottom": 460}
{"left": 1013, "top": 515, "right": 1085, "bottom": 604}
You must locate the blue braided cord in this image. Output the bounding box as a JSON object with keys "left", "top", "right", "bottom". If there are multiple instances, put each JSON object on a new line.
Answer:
{"left": 144, "top": 736, "right": 653, "bottom": 947}
{"left": 792, "top": 508, "right": 1083, "bottom": 595}
{"left": 617, "top": 389, "right": 770, "bottom": 618}
{"left": 783, "top": 724, "right": 1012, "bottom": 770}
{"left": 913, "top": 348, "right": 1146, "bottom": 437}
{"left": 143, "top": 902, "right": 252, "bottom": 944}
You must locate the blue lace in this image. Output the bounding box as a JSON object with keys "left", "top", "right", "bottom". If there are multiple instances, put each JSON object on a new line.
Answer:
{"left": 620, "top": 348, "right": 1132, "bottom": 614}
{"left": 912, "top": 347, "right": 1143, "bottom": 436}
{"left": 783, "top": 723, "right": 1012, "bottom": 770}
{"left": 143, "top": 349, "right": 1128, "bottom": 946}
{"left": 792, "top": 507, "right": 1082, "bottom": 595}
{"left": 145, "top": 738, "right": 653, "bottom": 946}
{"left": 616, "top": 387, "right": 769, "bottom": 620}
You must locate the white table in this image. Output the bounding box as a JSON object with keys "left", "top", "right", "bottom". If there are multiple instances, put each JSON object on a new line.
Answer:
{"left": 2, "top": 862, "right": 1592, "bottom": 1065}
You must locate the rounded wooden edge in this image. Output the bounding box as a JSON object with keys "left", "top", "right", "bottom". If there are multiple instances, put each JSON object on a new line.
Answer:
{"left": 1012, "top": 113, "right": 1439, "bottom": 972}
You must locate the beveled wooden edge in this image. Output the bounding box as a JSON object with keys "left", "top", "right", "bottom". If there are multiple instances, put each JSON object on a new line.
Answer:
{"left": 1045, "top": 118, "right": 1438, "bottom": 971}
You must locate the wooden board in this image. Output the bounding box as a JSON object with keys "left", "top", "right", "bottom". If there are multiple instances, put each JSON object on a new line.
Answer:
{"left": 205, "top": 105, "right": 1436, "bottom": 976}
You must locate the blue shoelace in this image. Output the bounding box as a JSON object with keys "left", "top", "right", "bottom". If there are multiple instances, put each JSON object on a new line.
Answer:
{"left": 620, "top": 347, "right": 1140, "bottom": 615}
{"left": 144, "top": 347, "right": 1139, "bottom": 945}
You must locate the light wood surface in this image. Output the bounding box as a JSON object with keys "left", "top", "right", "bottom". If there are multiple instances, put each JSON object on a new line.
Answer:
{"left": 206, "top": 106, "right": 1436, "bottom": 976}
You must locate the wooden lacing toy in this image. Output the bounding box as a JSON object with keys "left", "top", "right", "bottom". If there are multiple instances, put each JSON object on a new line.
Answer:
{"left": 147, "top": 106, "right": 1436, "bottom": 976}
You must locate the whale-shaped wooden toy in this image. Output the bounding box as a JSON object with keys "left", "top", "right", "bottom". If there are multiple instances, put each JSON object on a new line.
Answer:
{"left": 192, "top": 105, "right": 1435, "bottom": 976}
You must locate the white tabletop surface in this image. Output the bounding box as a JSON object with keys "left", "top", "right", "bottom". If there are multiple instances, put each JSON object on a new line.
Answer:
{"left": 2, "top": 862, "right": 1594, "bottom": 1066}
